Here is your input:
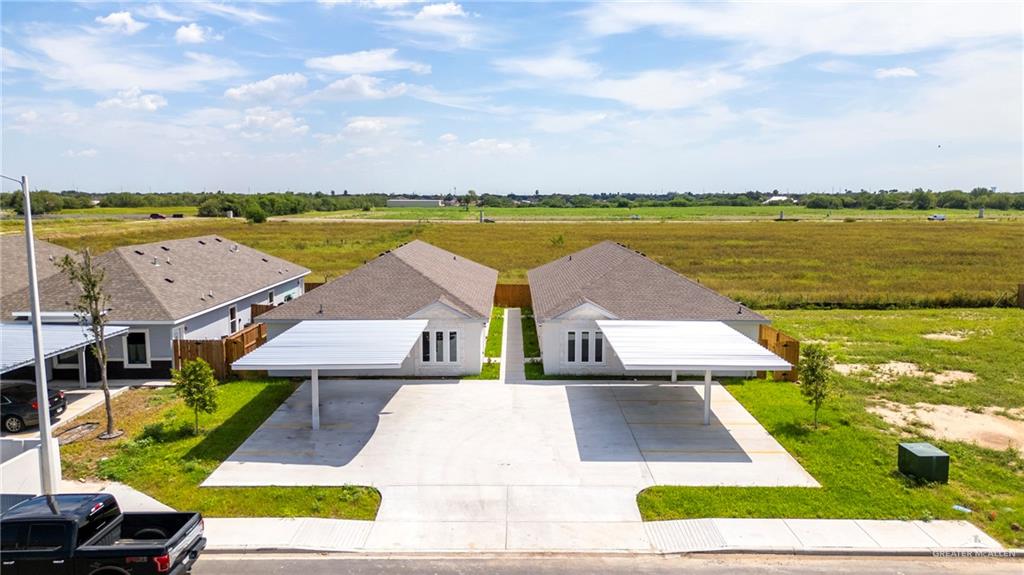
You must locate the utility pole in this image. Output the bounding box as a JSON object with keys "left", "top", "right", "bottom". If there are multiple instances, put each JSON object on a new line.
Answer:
{"left": 1, "top": 174, "right": 60, "bottom": 494}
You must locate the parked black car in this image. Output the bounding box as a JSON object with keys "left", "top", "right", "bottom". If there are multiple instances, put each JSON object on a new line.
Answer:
{"left": 1, "top": 493, "right": 205, "bottom": 574}
{"left": 1, "top": 383, "right": 66, "bottom": 433}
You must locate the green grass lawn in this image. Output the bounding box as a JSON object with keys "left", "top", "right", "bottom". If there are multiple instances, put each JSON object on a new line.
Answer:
{"left": 5, "top": 218, "right": 1021, "bottom": 308}
{"left": 638, "top": 379, "right": 1024, "bottom": 546}
{"left": 464, "top": 361, "right": 501, "bottom": 380}
{"left": 485, "top": 306, "right": 505, "bottom": 358}
{"left": 61, "top": 380, "right": 380, "bottom": 520}
{"left": 520, "top": 307, "right": 540, "bottom": 357}
{"left": 639, "top": 308, "right": 1024, "bottom": 546}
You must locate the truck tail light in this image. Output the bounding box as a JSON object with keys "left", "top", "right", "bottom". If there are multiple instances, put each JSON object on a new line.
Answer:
{"left": 153, "top": 554, "right": 171, "bottom": 572}
{"left": 31, "top": 400, "right": 38, "bottom": 410}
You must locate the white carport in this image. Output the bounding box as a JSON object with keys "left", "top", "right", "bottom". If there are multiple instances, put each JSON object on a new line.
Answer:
{"left": 596, "top": 320, "right": 792, "bottom": 425}
{"left": 0, "top": 323, "right": 129, "bottom": 387}
{"left": 231, "top": 320, "right": 428, "bottom": 429}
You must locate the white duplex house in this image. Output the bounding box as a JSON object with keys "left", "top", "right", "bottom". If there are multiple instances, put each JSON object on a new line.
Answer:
{"left": 527, "top": 241, "right": 770, "bottom": 377}
{"left": 257, "top": 240, "right": 498, "bottom": 377}
{"left": 0, "top": 235, "right": 309, "bottom": 380}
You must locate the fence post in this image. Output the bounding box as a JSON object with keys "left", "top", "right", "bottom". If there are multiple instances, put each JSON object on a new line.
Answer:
{"left": 1018, "top": 284, "right": 1024, "bottom": 308}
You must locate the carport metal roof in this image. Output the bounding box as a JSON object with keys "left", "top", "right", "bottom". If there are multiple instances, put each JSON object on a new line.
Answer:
{"left": 231, "top": 319, "right": 429, "bottom": 371}
{"left": 1, "top": 323, "right": 129, "bottom": 374}
{"left": 596, "top": 320, "right": 792, "bottom": 372}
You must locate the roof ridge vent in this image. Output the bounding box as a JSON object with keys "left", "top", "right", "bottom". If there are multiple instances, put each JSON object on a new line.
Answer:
{"left": 198, "top": 240, "right": 206, "bottom": 245}
{"left": 134, "top": 249, "right": 145, "bottom": 256}
{"left": 160, "top": 246, "right": 170, "bottom": 251}
{"left": 230, "top": 244, "right": 238, "bottom": 252}
{"left": 214, "top": 237, "right": 223, "bottom": 243}
{"left": 151, "top": 256, "right": 159, "bottom": 266}
{"left": 165, "top": 278, "right": 174, "bottom": 283}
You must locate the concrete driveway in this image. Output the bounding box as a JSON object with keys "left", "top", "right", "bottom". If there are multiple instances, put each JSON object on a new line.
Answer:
{"left": 204, "top": 378, "right": 816, "bottom": 551}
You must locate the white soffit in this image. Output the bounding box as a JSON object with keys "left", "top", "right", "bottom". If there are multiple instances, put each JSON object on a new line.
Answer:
{"left": 596, "top": 320, "right": 792, "bottom": 371}
{"left": 1, "top": 323, "right": 130, "bottom": 373}
{"left": 231, "top": 319, "right": 429, "bottom": 371}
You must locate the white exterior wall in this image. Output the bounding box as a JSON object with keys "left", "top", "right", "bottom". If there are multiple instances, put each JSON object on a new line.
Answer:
{"left": 262, "top": 303, "right": 488, "bottom": 378}
{"left": 538, "top": 305, "right": 767, "bottom": 377}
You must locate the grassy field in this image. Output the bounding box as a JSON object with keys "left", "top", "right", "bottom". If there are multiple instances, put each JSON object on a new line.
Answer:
{"left": 290, "top": 205, "right": 1020, "bottom": 222}
{"left": 57, "top": 206, "right": 199, "bottom": 216}
{"left": 638, "top": 308, "right": 1024, "bottom": 546}
{"left": 5, "top": 217, "right": 1021, "bottom": 308}
{"left": 60, "top": 380, "right": 380, "bottom": 520}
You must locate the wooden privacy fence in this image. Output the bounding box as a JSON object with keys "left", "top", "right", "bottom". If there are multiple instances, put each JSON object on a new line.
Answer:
{"left": 1018, "top": 283, "right": 1024, "bottom": 308}
{"left": 494, "top": 284, "right": 532, "bottom": 308}
{"left": 172, "top": 322, "right": 267, "bottom": 381}
{"left": 757, "top": 324, "right": 800, "bottom": 382}
{"left": 305, "top": 280, "right": 326, "bottom": 292}
{"left": 250, "top": 303, "right": 275, "bottom": 319}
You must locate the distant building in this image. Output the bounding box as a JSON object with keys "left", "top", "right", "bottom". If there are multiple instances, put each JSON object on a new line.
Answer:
{"left": 387, "top": 198, "right": 444, "bottom": 208}
{"left": 762, "top": 195, "right": 795, "bottom": 205}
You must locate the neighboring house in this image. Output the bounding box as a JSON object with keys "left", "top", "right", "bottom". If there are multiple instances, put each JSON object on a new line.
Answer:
{"left": 527, "top": 241, "right": 769, "bottom": 376}
{"left": 386, "top": 198, "right": 444, "bottom": 208}
{"left": 0, "top": 235, "right": 74, "bottom": 299}
{"left": 1, "top": 235, "right": 309, "bottom": 380}
{"left": 259, "top": 240, "right": 497, "bottom": 377}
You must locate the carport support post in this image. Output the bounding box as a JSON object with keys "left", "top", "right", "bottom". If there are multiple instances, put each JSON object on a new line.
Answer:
{"left": 703, "top": 370, "right": 712, "bottom": 425}
{"left": 670, "top": 369, "right": 677, "bottom": 382}
{"left": 78, "top": 347, "right": 87, "bottom": 389}
{"left": 311, "top": 368, "right": 320, "bottom": 430}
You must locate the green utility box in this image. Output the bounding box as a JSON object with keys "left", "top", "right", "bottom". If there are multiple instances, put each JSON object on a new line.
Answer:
{"left": 898, "top": 442, "right": 949, "bottom": 483}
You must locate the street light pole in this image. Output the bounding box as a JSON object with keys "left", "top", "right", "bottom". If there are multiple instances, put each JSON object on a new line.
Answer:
{"left": 2, "top": 174, "right": 60, "bottom": 494}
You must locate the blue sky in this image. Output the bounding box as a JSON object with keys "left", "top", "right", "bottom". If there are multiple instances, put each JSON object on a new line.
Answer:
{"left": 2, "top": 1, "right": 1022, "bottom": 195}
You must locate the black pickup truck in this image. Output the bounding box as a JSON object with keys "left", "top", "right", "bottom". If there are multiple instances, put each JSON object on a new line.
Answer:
{"left": 0, "top": 493, "right": 205, "bottom": 575}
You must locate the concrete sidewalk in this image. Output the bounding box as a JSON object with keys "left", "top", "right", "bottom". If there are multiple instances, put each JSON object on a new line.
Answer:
{"left": 501, "top": 308, "right": 525, "bottom": 383}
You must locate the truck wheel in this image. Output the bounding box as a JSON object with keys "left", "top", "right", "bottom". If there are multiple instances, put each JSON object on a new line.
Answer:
{"left": 3, "top": 415, "right": 24, "bottom": 433}
{"left": 134, "top": 527, "right": 168, "bottom": 539}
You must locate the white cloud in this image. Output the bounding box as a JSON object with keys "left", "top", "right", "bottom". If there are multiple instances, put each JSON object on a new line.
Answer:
{"left": 467, "top": 138, "right": 532, "bottom": 154}
{"left": 194, "top": 3, "right": 277, "bottom": 24}
{"left": 7, "top": 34, "right": 244, "bottom": 92}
{"left": 63, "top": 148, "right": 98, "bottom": 158}
{"left": 310, "top": 75, "right": 408, "bottom": 100}
{"left": 136, "top": 4, "right": 190, "bottom": 23}
{"left": 225, "top": 73, "right": 308, "bottom": 101}
{"left": 17, "top": 110, "right": 39, "bottom": 123}
{"left": 97, "top": 87, "right": 168, "bottom": 111}
{"left": 227, "top": 107, "right": 309, "bottom": 139}
{"left": 94, "top": 11, "right": 148, "bottom": 35}
{"left": 875, "top": 67, "right": 919, "bottom": 79}
{"left": 318, "top": 0, "right": 414, "bottom": 8}
{"left": 342, "top": 115, "right": 415, "bottom": 134}
{"left": 175, "top": 23, "right": 220, "bottom": 44}
{"left": 306, "top": 48, "right": 430, "bottom": 74}
{"left": 438, "top": 132, "right": 458, "bottom": 143}
{"left": 495, "top": 51, "right": 600, "bottom": 80}
{"left": 579, "top": 3, "right": 1022, "bottom": 67}
{"left": 529, "top": 111, "right": 609, "bottom": 133}
{"left": 387, "top": 2, "right": 482, "bottom": 49}
{"left": 581, "top": 68, "right": 744, "bottom": 111}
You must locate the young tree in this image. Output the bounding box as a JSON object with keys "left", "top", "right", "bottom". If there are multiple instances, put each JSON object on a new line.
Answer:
{"left": 58, "top": 249, "right": 118, "bottom": 438}
{"left": 797, "top": 344, "right": 838, "bottom": 429}
{"left": 172, "top": 359, "right": 218, "bottom": 435}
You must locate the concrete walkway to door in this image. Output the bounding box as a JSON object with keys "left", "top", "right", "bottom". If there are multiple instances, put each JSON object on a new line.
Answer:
{"left": 501, "top": 308, "right": 525, "bottom": 383}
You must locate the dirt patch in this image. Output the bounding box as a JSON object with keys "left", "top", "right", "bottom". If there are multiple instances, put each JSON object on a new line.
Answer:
{"left": 869, "top": 400, "right": 1024, "bottom": 450}
{"left": 922, "top": 331, "right": 971, "bottom": 342}
{"left": 837, "top": 361, "right": 977, "bottom": 387}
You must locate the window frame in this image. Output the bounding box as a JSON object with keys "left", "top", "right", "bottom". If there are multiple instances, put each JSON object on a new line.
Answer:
{"left": 55, "top": 350, "right": 79, "bottom": 366}
{"left": 228, "top": 305, "right": 239, "bottom": 334}
{"left": 123, "top": 329, "right": 151, "bottom": 369}
{"left": 565, "top": 329, "right": 605, "bottom": 366}
{"left": 419, "top": 329, "right": 460, "bottom": 364}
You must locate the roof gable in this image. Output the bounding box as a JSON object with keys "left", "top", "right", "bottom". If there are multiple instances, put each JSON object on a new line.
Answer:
{"left": 527, "top": 241, "right": 765, "bottom": 323}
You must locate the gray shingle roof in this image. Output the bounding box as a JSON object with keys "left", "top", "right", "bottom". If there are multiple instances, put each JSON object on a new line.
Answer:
{"left": 0, "top": 235, "right": 74, "bottom": 298}
{"left": 1, "top": 235, "right": 309, "bottom": 322}
{"left": 260, "top": 240, "right": 497, "bottom": 321}
{"left": 527, "top": 241, "right": 766, "bottom": 323}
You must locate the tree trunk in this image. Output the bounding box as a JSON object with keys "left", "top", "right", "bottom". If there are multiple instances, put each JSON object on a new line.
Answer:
{"left": 195, "top": 409, "right": 199, "bottom": 435}
{"left": 813, "top": 406, "right": 819, "bottom": 429}
{"left": 101, "top": 361, "right": 113, "bottom": 437}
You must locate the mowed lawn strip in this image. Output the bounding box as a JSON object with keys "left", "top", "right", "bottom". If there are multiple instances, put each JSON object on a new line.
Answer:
{"left": 60, "top": 380, "right": 380, "bottom": 520}
{"left": 520, "top": 307, "right": 541, "bottom": 358}
{"left": 637, "top": 380, "right": 1024, "bottom": 547}
{"left": 6, "top": 218, "right": 1021, "bottom": 308}
{"left": 484, "top": 306, "right": 504, "bottom": 358}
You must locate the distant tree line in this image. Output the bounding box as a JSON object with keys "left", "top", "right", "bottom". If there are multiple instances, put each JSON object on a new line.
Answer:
{"left": 2, "top": 187, "right": 1022, "bottom": 216}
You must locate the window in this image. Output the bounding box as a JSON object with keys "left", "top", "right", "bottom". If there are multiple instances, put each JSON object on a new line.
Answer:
{"left": 268, "top": 290, "right": 275, "bottom": 305}
{"left": 567, "top": 332, "right": 576, "bottom": 362}
{"left": 581, "top": 332, "right": 590, "bottom": 362}
{"left": 566, "top": 330, "right": 603, "bottom": 364}
{"left": 26, "top": 523, "right": 66, "bottom": 551}
{"left": 125, "top": 332, "right": 149, "bottom": 367}
{"left": 56, "top": 350, "right": 79, "bottom": 366}
{"left": 421, "top": 330, "right": 458, "bottom": 363}
{"left": 229, "top": 306, "right": 239, "bottom": 333}
{"left": 1, "top": 523, "right": 24, "bottom": 551}
{"left": 595, "top": 331, "right": 603, "bottom": 363}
